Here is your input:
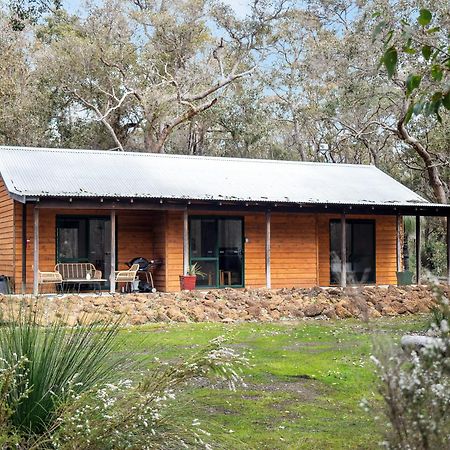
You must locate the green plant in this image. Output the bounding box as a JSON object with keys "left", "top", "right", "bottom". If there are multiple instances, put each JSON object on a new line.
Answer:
{"left": 0, "top": 302, "right": 123, "bottom": 436}
{"left": 186, "top": 263, "right": 206, "bottom": 278}
{"left": 371, "top": 286, "right": 450, "bottom": 449}
{"left": 54, "top": 336, "right": 247, "bottom": 449}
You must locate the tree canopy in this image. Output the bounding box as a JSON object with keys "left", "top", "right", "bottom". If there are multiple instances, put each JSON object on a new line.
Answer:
{"left": 0, "top": 0, "right": 448, "bottom": 205}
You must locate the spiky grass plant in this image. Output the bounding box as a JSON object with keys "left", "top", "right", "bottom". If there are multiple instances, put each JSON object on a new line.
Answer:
{"left": 0, "top": 302, "right": 123, "bottom": 436}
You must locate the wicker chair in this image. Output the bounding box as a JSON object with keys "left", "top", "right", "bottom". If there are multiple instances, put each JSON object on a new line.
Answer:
{"left": 115, "top": 263, "right": 139, "bottom": 292}
{"left": 38, "top": 271, "right": 63, "bottom": 293}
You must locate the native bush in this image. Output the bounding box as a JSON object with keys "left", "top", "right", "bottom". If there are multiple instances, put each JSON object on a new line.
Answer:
{"left": 0, "top": 301, "right": 247, "bottom": 449}
{"left": 0, "top": 303, "right": 123, "bottom": 437}
{"left": 53, "top": 336, "right": 247, "bottom": 449}
{"left": 370, "top": 287, "right": 450, "bottom": 449}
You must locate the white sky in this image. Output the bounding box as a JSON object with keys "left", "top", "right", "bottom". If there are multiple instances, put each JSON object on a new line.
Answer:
{"left": 64, "top": 0, "right": 251, "bottom": 17}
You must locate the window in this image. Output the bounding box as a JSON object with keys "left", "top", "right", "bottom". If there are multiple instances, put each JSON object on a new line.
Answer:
{"left": 330, "top": 219, "right": 375, "bottom": 284}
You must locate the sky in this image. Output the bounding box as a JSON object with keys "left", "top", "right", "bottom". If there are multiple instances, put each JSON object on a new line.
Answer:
{"left": 63, "top": 0, "right": 251, "bottom": 17}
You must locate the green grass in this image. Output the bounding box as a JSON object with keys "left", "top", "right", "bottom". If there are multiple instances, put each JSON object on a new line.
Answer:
{"left": 114, "top": 316, "right": 427, "bottom": 449}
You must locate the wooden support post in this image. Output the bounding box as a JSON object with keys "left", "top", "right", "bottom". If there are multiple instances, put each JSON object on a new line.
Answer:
{"left": 341, "top": 213, "right": 347, "bottom": 288}
{"left": 183, "top": 209, "right": 189, "bottom": 275}
{"left": 33, "top": 207, "right": 39, "bottom": 296}
{"left": 447, "top": 216, "right": 450, "bottom": 286}
{"left": 109, "top": 210, "right": 116, "bottom": 294}
{"left": 22, "top": 203, "right": 27, "bottom": 294}
{"left": 396, "top": 215, "right": 402, "bottom": 273}
{"left": 416, "top": 215, "right": 421, "bottom": 285}
{"left": 265, "top": 211, "right": 271, "bottom": 289}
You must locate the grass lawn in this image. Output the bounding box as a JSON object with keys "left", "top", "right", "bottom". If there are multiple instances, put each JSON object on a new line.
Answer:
{"left": 114, "top": 316, "right": 427, "bottom": 449}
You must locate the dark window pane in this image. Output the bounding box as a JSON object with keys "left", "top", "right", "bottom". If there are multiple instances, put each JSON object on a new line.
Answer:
{"left": 58, "top": 228, "right": 79, "bottom": 260}
{"left": 351, "top": 222, "right": 375, "bottom": 283}
{"left": 330, "top": 220, "right": 375, "bottom": 284}
{"left": 218, "top": 219, "right": 243, "bottom": 286}
{"left": 190, "top": 219, "right": 217, "bottom": 258}
{"left": 192, "top": 260, "right": 217, "bottom": 287}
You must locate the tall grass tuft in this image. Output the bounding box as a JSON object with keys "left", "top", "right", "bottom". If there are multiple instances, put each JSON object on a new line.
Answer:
{"left": 0, "top": 302, "right": 123, "bottom": 435}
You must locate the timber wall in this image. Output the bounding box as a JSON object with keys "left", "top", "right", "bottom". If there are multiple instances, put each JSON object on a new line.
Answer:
{"left": 0, "top": 178, "right": 15, "bottom": 283}
{"left": 5, "top": 203, "right": 398, "bottom": 292}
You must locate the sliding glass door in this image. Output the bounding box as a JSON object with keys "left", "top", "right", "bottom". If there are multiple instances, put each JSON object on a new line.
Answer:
{"left": 56, "top": 216, "right": 112, "bottom": 283}
{"left": 330, "top": 219, "right": 376, "bottom": 284}
{"left": 189, "top": 217, "right": 244, "bottom": 288}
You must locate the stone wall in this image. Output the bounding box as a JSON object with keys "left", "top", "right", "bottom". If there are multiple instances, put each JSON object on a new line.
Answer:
{"left": 0, "top": 285, "right": 445, "bottom": 326}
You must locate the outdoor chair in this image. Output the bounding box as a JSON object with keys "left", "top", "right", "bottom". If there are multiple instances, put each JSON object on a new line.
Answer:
{"left": 115, "top": 263, "right": 140, "bottom": 292}
{"left": 38, "top": 270, "right": 63, "bottom": 294}
{"left": 55, "top": 263, "right": 106, "bottom": 293}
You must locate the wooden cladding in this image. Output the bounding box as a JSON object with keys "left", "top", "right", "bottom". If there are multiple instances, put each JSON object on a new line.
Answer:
{"left": 271, "top": 214, "right": 318, "bottom": 288}
{"left": 0, "top": 193, "right": 400, "bottom": 292}
{"left": 0, "top": 178, "right": 15, "bottom": 282}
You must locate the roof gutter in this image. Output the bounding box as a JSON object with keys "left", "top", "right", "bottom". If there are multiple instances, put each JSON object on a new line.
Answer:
{"left": 9, "top": 193, "right": 40, "bottom": 204}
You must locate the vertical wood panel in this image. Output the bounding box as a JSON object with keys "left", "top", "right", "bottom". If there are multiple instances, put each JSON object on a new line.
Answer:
{"left": 271, "top": 213, "right": 318, "bottom": 288}
{"left": 265, "top": 211, "right": 271, "bottom": 289}
{"left": 243, "top": 213, "right": 266, "bottom": 288}
{"left": 0, "top": 178, "right": 15, "bottom": 287}
{"left": 165, "top": 211, "right": 184, "bottom": 292}
{"left": 33, "top": 207, "right": 39, "bottom": 295}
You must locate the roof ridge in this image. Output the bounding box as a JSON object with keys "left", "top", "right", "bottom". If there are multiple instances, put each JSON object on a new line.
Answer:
{"left": 0, "top": 145, "right": 375, "bottom": 169}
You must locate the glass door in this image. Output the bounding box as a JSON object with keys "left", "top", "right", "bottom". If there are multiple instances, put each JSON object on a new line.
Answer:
{"left": 189, "top": 218, "right": 218, "bottom": 288}
{"left": 56, "top": 216, "right": 113, "bottom": 283}
{"left": 330, "top": 219, "right": 376, "bottom": 284}
{"left": 189, "top": 217, "right": 244, "bottom": 288}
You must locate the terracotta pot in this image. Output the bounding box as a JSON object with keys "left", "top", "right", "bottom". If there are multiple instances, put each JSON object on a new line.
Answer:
{"left": 179, "top": 275, "right": 197, "bottom": 291}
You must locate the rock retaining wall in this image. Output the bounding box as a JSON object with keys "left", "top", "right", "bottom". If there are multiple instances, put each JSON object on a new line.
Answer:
{"left": 1, "top": 285, "right": 446, "bottom": 325}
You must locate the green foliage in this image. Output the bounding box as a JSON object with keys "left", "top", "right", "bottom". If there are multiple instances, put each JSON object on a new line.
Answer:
{"left": 54, "top": 336, "right": 247, "bottom": 449}
{"left": 417, "top": 8, "right": 432, "bottom": 27}
{"left": 372, "top": 287, "right": 450, "bottom": 449}
{"left": 0, "top": 304, "right": 123, "bottom": 435}
{"left": 406, "top": 74, "right": 421, "bottom": 96}
{"left": 117, "top": 318, "right": 426, "bottom": 448}
{"left": 376, "top": 6, "right": 449, "bottom": 121}
{"left": 187, "top": 262, "right": 206, "bottom": 277}
{"left": 8, "top": 0, "right": 61, "bottom": 30}
{"left": 382, "top": 46, "right": 398, "bottom": 79}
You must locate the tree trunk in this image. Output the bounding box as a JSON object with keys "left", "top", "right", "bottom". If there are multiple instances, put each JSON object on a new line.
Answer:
{"left": 396, "top": 115, "right": 447, "bottom": 204}
{"left": 293, "top": 116, "right": 307, "bottom": 161}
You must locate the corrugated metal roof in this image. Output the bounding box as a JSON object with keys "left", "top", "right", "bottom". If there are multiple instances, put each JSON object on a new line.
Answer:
{"left": 0, "top": 146, "right": 442, "bottom": 207}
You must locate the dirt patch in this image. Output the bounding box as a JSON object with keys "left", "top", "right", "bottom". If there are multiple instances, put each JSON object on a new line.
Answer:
{"left": 0, "top": 285, "right": 445, "bottom": 325}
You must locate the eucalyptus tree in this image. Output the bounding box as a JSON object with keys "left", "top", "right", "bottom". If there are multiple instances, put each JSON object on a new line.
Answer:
{"left": 37, "top": 0, "right": 289, "bottom": 153}
{"left": 298, "top": 0, "right": 449, "bottom": 203}
{"left": 0, "top": 12, "right": 52, "bottom": 145}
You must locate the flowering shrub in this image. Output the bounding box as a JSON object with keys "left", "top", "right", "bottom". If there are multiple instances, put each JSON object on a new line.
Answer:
{"left": 0, "top": 302, "right": 123, "bottom": 437}
{"left": 371, "top": 287, "right": 450, "bottom": 449}
{"left": 53, "top": 336, "right": 247, "bottom": 449}
{"left": 0, "top": 302, "right": 247, "bottom": 449}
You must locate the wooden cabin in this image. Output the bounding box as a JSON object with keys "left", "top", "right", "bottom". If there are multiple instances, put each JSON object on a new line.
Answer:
{"left": 0, "top": 146, "right": 448, "bottom": 294}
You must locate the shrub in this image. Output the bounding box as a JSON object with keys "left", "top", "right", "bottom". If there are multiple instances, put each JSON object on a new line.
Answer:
{"left": 0, "top": 301, "right": 123, "bottom": 441}
{"left": 0, "top": 301, "right": 247, "bottom": 449}
{"left": 371, "top": 287, "right": 450, "bottom": 449}
{"left": 53, "top": 336, "right": 247, "bottom": 449}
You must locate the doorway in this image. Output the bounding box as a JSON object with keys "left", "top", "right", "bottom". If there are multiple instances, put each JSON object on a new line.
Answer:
{"left": 56, "top": 216, "right": 113, "bottom": 284}
{"left": 330, "top": 219, "right": 376, "bottom": 284}
{"left": 189, "top": 216, "right": 244, "bottom": 288}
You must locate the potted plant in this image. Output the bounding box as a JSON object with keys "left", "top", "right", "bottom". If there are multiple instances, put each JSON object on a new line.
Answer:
{"left": 179, "top": 263, "right": 205, "bottom": 291}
